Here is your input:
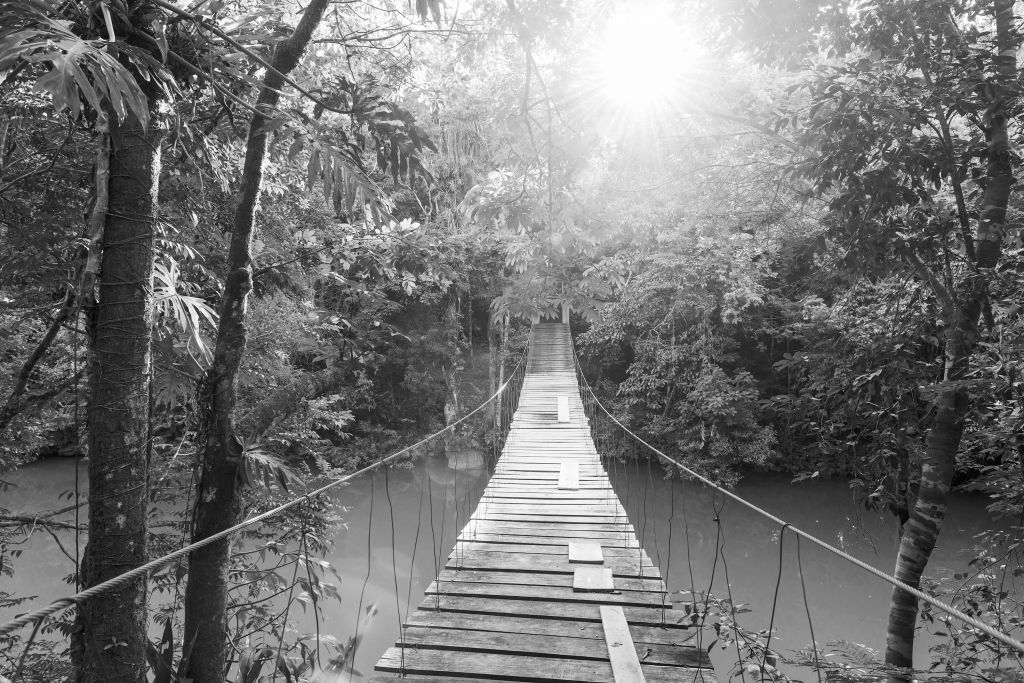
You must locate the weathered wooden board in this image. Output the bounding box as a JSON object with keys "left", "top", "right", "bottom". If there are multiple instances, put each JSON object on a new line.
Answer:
{"left": 574, "top": 566, "right": 614, "bottom": 592}
{"left": 601, "top": 605, "right": 648, "bottom": 683}
{"left": 568, "top": 541, "right": 605, "bottom": 564}
{"left": 414, "top": 595, "right": 677, "bottom": 627}
{"left": 433, "top": 569, "right": 661, "bottom": 593}
{"left": 558, "top": 395, "right": 571, "bottom": 422}
{"left": 403, "top": 611, "right": 709, "bottom": 651}
{"left": 426, "top": 579, "right": 662, "bottom": 607}
{"left": 376, "top": 648, "right": 701, "bottom": 683}
{"left": 459, "top": 532, "right": 640, "bottom": 548}
{"left": 397, "top": 626, "right": 704, "bottom": 667}
{"left": 447, "top": 551, "right": 658, "bottom": 577}
{"left": 558, "top": 461, "right": 580, "bottom": 490}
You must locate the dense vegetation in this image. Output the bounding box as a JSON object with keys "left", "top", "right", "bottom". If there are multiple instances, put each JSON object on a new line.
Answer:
{"left": 1, "top": 0, "right": 1022, "bottom": 680}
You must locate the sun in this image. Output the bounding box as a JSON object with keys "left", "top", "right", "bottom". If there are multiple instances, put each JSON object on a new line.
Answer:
{"left": 587, "top": 2, "right": 701, "bottom": 138}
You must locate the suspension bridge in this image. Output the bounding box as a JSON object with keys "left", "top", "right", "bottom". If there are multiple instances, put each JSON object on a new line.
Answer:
{"left": 3, "top": 322, "right": 1024, "bottom": 682}
{"left": 371, "top": 323, "right": 711, "bottom": 682}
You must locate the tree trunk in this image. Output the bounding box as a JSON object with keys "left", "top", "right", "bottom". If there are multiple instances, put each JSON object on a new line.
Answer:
{"left": 884, "top": 1, "right": 1016, "bottom": 674}
{"left": 76, "top": 107, "right": 165, "bottom": 683}
{"left": 183, "top": 2, "right": 330, "bottom": 680}
{"left": 487, "top": 308, "right": 500, "bottom": 456}
{"left": 441, "top": 297, "right": 461, "bottom": 455}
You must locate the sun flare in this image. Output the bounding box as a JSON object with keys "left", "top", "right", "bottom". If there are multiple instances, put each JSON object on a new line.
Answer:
{"left": 588, "top": 3, "right": 701, "bottom": 137}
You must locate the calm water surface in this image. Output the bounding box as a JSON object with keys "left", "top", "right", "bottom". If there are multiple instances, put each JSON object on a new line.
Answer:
{"left": 0, "top": 454, "right": 1006, "bottom": 679}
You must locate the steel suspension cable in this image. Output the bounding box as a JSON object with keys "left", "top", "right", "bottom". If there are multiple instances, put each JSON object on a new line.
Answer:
{"left": 569, "top": 341, "right": 1024, "bottom": 656}
{"left": 0, "top": 346, "right": 529, "bottom": 639}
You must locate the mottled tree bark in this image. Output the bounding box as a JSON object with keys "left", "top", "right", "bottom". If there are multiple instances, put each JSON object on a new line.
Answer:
{"left": 182, "top": 2, "right": 331, "bottom": 680}
{"left": 487, "top": 308, "right": 501, "bottom": 451}
{"left": 884, "top": 0, "right": 1016, "bottom": 674}
{"left": 441, "top": 297, "right": 462, "bottom": 454}
{"left": 77, "top": 106, "right": 165, "bottom": 683}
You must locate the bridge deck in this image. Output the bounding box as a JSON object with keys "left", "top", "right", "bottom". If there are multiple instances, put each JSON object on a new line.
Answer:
{"left": 372, "top": 323, "right": 713, "bottom": 683}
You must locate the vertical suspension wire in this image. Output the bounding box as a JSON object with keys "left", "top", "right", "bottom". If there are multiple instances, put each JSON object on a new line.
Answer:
{"left": 452, "top": 437, "right": 461, "bottom": 567}
{"left": 647, "top": 457, "right": 661, "bottom": 573}
{"left": 796, "top": 535, "right": 823, "bottom": 683}
{"left": 635, "top": 441, "right": 646, "bottom": 579}
{"left": 405, "top": 453, "right": 426, "bottom": 630}
{"left": 427, "top": 454, "right": 441, "bottom": 612}
{"left": 663, "top": 473, "right": 676, "bottom": 627}
{"left": 761, "top": 523, "right": 789, "bottom": 681}
{"left": 696, "top": 492, "right": 724, "bottom": 683}
{"left": 716, "top": 500, "right": 748, "bottom": 683}
{"left": 270, "top": 501, "right": 309, "bottom": 683}
{"left": 384, "top": 466, "right": 405, "bottom": 675}
{"left": 352, "top": 474, "right": 375, "bottom": 668}
{"left": 299, "top": 511, "right": 321, "bottom": 673}
{"left": 72, "top": 311, "right": 81, "bottom": 593}
{"left": 679, "top": 472, "right": 698, "bottom": 617}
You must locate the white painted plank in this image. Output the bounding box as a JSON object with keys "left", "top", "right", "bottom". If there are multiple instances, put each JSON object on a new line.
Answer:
{"left": 557, "top": 462, "right": 579, "bottom": 490}
{"left": 557, "top": 395, "right": 570, "bottom": 422}
{"left": 568, "top": 541, "right": 604, "bottom": 564}
{"left": 573, "top": 566, "right": 614, "bottom": 592}
{"left": 600, "top": 605, "right": 647, "bottom": 683}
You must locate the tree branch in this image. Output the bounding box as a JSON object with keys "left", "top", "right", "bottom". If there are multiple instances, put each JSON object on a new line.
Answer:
{"left": 149, "top": 0, "right": 352, "bottom": 116}
{"left": 906, "top": 251, "right": 954, "bottom": 313}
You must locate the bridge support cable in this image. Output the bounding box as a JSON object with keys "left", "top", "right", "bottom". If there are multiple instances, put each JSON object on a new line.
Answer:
{"left": 0, "top": 343, "right": 531, "bottom": 679}
{"left": 568, "top": 331, "right": 1024, "bottom": 659}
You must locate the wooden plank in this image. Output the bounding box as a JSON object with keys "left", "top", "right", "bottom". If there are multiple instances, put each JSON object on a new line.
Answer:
{"left": 448, "top": 551, "right": 658, "bottom": 577}
{"left": 416, "top": 595, "right": 677, "bottom": 627}
{"left": 459, "top": 532, "right": 640, "bottom": 548}
{"left": 476, "top": 503, "right": 622, "bottom": 514}
{"left": 568, "top": 542, "right": 604, "bottom": 564}
{"left": 427, "top": 579, "right": 662, "bottom": 607}
{"left": 573, "top": 567, "right": 614, "bottom": 592}
{"left": 397, "top": 626, "right": 705, "bottom": 667}
{"left": 473, "top": 514, "right": 630, "bottom": 524}
{"left": 433, "top": 569, "right": 661, "bottom": 593}
{"left": 557, "top": 395, "right": 570, "bottom": 422}
{"left": 465, "top": 520, "right": 635, "bottom": 534}
{"left": 453, "top": 542, "right": 648, "bottom": 562}
{"left": 601, "top": 605, "right": 647, "bottom": 683}
{"left": 376, "top": 648, "right": 700, "bottom": 683}
{"left": 404, "top": 611, "right": 709, "bottom": 652}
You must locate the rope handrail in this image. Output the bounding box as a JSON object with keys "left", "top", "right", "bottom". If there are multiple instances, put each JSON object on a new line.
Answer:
{"left": 0, "top": 344, "right": 530, "bottom": 639}
{"left": 568, "top": 336, "right": 1024, "bottom": 656}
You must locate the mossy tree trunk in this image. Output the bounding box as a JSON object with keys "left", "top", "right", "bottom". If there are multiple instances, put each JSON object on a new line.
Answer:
{"left": 77, "top": 104, "right": 166, "bottom": 683}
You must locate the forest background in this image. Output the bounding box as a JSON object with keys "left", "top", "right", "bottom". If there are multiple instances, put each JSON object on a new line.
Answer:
{"left": 0, "top": 0, "right": 1022, "bottom": 681}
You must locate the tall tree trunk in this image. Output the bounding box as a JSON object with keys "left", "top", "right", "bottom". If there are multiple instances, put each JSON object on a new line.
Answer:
{"left": 487, "top": 308, "right": 501, "bottom": 455}
{"left": 183, "top": 2, "right": 330, "bottom": 680}
{"left": 884, "top": 1, "right": 1016, "bottom": 674}
{"left": 441, "top": 297, "right": 462, "bottom": 456}
{"left": 76, "top": 106, "right": 165, "bottom": 683}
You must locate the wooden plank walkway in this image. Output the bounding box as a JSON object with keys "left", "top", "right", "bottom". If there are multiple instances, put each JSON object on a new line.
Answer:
{"left": 372, "top": 323, "right": 714, "bottom": 683}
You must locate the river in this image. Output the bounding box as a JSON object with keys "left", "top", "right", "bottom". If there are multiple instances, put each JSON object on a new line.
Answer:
{"left": 0, "top": 453, "right": 1008, "bottom": 679}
